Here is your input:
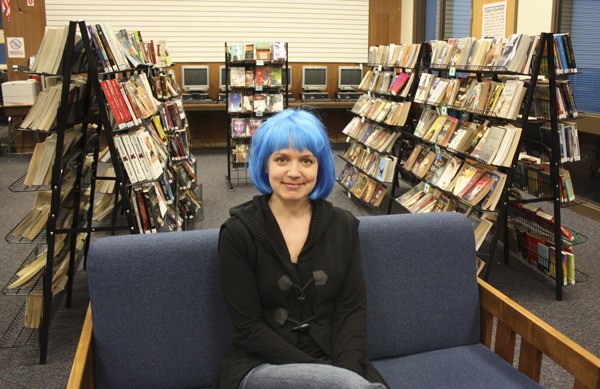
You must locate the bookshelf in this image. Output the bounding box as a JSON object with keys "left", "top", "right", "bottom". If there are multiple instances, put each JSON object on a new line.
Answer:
{"left": 224, "top": 42, "right": 289, "bottom": 190}
{"left": 336, "top": 43, "right": 423, "bottom": 211}
{"left": 333, "top": 35, "right": 587, "bottom": 299}
{"left": 501, "top": 33, "right": 587, "bottom": 300}
{"left": 0, "top": 21, "right": 137, "bottom": 364}
{"left": 382, "top": 33, "right": 586, "bottom": 300}
{"left": 1, "top": 20, "right": 204, "bottom": 364}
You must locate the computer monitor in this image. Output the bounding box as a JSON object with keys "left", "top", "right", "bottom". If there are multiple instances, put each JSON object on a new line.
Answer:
{"left": 218, "top": 65, "right": 228, "bottom": 92}
{"left": 181, "top": 65, "right": 209, "bottom": 92}
{"left": 338, "top": 66, "right": 363, "bottom": 91}
{"left": 302, "top": 66, "right": 327, "bottom": 91}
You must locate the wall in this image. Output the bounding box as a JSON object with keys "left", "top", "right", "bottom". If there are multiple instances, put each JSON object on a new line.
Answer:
{"left": 368, "top": 0, "right": 402, "bottom": 46}
{"left": 44, "top": 0, "right": 369, "bottom": 64}
{"left": 1, "top": 1, "right": 46, "bottom": 81}
{"left": 401, "top": 0, "right": 415, "bottom": 44}
{"left": 516, "top": 0, "right": 554, "bottom": 35}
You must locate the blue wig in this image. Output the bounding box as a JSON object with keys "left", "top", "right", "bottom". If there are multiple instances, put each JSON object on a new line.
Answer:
{"left": 248, "top": 108, "right": 335, "bottom": 199}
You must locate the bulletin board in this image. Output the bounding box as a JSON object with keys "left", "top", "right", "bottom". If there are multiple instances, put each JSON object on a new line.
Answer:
{"left": 472, "top": 0, "right": 517, "bottom": 39}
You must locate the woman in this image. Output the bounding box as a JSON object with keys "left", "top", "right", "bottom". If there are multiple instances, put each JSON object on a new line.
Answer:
{"left": 216, "top": 108, "right": 388, "bottom": 388}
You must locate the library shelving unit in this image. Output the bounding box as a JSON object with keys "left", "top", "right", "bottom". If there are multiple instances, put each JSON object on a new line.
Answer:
{"left": 501, "top": 32, "right": 587, "bottom": 300}
{"left": 146, "top": 66, "right": 203, "bottom": 226}
{"left": 387, "top": 33, "right": 586, "bottom": 300}
{"left": 1, "top": 21, "right": 137, "bottom": 364}
{"left": 336, "top": 43, "right": 423, "bottom": 212}
{"left": 2, "top": 20, "right": 204, "bottom": 364}
{"left": 224, "top": 42, "right": 289, "bottom": 190}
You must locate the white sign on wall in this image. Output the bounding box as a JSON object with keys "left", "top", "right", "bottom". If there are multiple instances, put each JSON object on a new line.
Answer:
{"left": 7, "top": 37, "right": 25, "bottom": 58}
{"left": 482, "top": 1, "right": 507, "bottom": 39}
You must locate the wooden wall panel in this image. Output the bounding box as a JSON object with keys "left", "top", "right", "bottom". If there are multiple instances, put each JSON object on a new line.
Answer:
{"left": 369, "top": 0, "right": 403, "bottom": 46}
{"left": 2, "top": 1, "right": 46, "bottom": 81}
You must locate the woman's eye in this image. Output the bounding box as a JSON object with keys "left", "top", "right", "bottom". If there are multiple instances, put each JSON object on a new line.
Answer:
{"left": 302, "top": 158, "right": 314, "bottom": 165}
{"left": 275, "top": 157, "right": 287, "bottom": 163}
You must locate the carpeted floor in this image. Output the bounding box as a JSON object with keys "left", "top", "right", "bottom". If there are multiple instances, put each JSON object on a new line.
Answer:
{"left": 0, "top": 146, "right": 598, "bottom": 388}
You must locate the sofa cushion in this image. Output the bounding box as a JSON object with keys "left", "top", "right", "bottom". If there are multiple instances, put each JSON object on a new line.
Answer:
{"left": 87, "top": 229, "right": 231, "bottom": 389}
{"left": 372, "top": 343, "right": 541, "bottom": 388}
{"left": 358, "top": 213, "right": 480, "bottom": 360}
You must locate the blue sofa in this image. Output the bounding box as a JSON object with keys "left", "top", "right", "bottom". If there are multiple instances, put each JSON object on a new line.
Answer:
{"left": 68, "top": 212, "right": 600, "bottom": 388}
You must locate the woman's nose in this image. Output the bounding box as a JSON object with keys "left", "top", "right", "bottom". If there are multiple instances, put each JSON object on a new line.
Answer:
{"left": 287, "top": 161, "right": 301, "bottom": 177}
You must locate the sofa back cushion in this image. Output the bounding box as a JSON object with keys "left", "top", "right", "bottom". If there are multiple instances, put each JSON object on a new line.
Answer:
{"left": 359, "top": 213, "right": 480, "bottom": 360}
{"left": 87, "top": 212, "right": 480, "bottom": 387}
{"left": 87, "top": 228, "right": 231, "bottom": 389}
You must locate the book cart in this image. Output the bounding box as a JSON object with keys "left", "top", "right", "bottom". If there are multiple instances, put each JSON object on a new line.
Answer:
{"left": 1, "top": 20, "right": 202, "bottom": 364}
{"left": 224, "top": 42, "right": 289, "bottom": 190}
{"left": 501, "top": 32, "right": 587, "bottom": 301}
{"left": 379, "top": 33, "right": 586, "bottom": 300}
{"left": 1, "top": 21, "right": 137, "bottom": 364}
{"left": 336, "top": 44, "right": 424, "bottom": 212}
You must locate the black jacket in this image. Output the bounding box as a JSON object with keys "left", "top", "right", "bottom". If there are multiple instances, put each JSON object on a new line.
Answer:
{"left": 214, "top": 195, "right": 388, "bottom": 388}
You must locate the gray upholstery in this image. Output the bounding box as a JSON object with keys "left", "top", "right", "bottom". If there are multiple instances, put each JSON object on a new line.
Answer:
{"left": 87, "top": 212, "right": 540, "bottom": 389}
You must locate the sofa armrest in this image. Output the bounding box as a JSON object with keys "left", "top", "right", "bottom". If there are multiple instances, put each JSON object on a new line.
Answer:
{"left": 68, "top": 304, "right": 95, "bottom": 389}
{"left": 478, "top": 279, "right": 600, "bottom": 388}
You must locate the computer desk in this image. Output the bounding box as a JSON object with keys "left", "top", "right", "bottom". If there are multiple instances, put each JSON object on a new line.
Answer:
{"left": 0, "top": 103, "right": 33, "bottom": 157}
{"left": 181, "top": 100, "right": 355, "bottom": 111}
{"left": 181, "top": 100, "right": 355, "bottom": 146}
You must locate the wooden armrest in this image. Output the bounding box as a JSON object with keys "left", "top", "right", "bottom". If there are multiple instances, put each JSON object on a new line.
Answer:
{"left": 478, "top": 279, "right": 600, "bottom": 389}
{"left": 67, "top": 303, "right": 95, "bottom": 389}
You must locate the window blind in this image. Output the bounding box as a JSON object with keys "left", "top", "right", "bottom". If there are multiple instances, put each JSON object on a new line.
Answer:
{"left": 44, "top": 0, "right": 369, "bottom": 63}
{"left": 425, "top": 0, "right": 439, "bottom": 41}
{"left": 560, "top": 0, "right": 600, "bottom": 114}
{"left": 443, "top": 0, "right": 471, "bottom": 39}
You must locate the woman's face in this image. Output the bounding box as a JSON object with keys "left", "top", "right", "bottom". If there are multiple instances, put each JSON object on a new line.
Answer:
{"left": 267, "top": 147, "right": 318, "bottom": 203}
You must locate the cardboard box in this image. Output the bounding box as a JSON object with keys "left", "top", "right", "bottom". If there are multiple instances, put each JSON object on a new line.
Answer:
{"left": 2, "top": 79, "right": 40, "bottom": 105}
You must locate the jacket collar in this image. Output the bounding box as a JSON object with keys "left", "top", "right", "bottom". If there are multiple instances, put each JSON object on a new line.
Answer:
{"left": 229, "top": 195, "right": 333, "bottom": 278}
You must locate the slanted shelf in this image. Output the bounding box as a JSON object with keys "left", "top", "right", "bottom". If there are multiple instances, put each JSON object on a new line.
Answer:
{"left": 224, "top": 41, "right": 289, "bottom": 190}
{"left": 147, "top": 66, "right": 203, "bottom": 227}
{"left": 386, "top": 33, "right": 585, "bottom": 299}
{"left": 388, "top": 35, "right": 542, "bottom": 282}
{"left": 502, "top": 32, "right": 586, "bottom": 300}
{"left": 336, "top": 42, "right": 422, "bottom": 211}
{"left": 0, "top": 20, "right": 124, "bottom": 364}
{"left": 1, "top": 20, "right": 185, "bottom": 363}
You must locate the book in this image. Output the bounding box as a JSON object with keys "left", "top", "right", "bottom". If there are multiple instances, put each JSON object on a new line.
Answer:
{"left": 255, "top": 41, "right": 271, "bottom": 60}
{"left": 403, "top": 145, "right": 423, "bottom": 171}
{"left": 451, "top": 163, "right": 480, "bottom": 196}
{"left": 426, "top": 77, "right": 450, "bottom": 105}
{"left": 388, "top": 72, "right": 411, "bottom": 95}
{"left": 480, "top": 171, "right": 506, "bottom": 211}
{"left": 230, "top": 67, "right": 246, "bottom": 87}
{"left": 271, "top": 42, "right": 287, "bottom": 61}
{"left": 434, "top": 116, "right": 459, "bottom": 147}
{"left": 132, "top": 129, "right": 164, "bottom": 181}
{"left": 462, "top": 173, "right": 495, "bottom": 206}
{"left": 471, "top": 125, "right": 505, "bottom": 164}
{"left": 412, "top": 150, "right": 437, "bottom": 179}
{"left": 436, "top": 156, "right": 462, "bottom": 191}
{"left": 491, "top": 124, "right": 522, "bottom": 167}
{"left": 121, "top": 133, "right": 148, "bottom": 182}
{"left": 414, "top": 73, "right": 436, "bottom": 102}
{"left": 255, "top": 66, "right": 270, "bottom": 86}
{"left": 231, "top": 118, "right": 247, "bottom": 138}
{"left": 473, "top": 217, "right": 494, "bottom": 250}
{"left": 114, "top": 135, "right": 140, "bottom": 183}
{"left": 228, "top": 93, "right": 243, "bottom": 112}
{"left": 229, "top": 43, "right": 244, "bottom": 61}
{"left": 422, "top": 115, "right": 449, "bottom": 143}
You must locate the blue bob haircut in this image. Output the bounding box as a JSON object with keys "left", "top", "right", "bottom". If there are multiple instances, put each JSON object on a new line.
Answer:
{"left": 248, "top": 108, "right": 335, "bottom": 200}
